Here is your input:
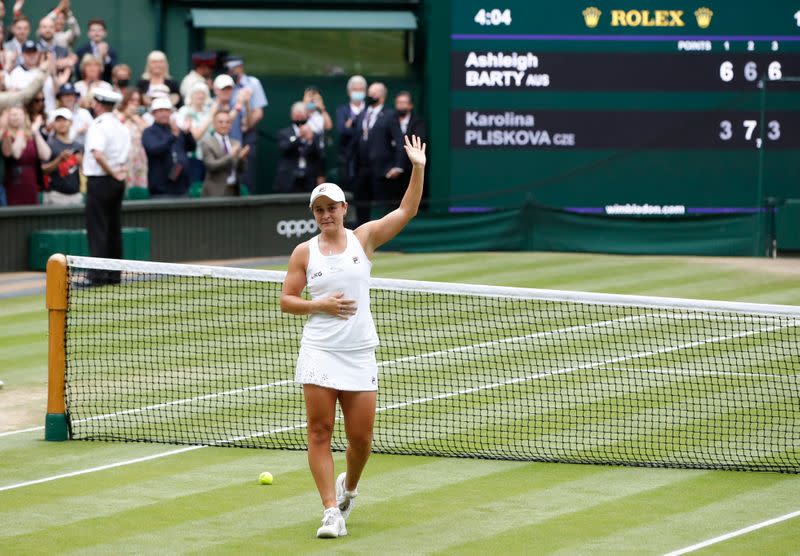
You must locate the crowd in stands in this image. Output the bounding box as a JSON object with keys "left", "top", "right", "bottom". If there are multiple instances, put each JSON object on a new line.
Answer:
{"left": 0, "top": 0, "right": 426, "bottom": 211}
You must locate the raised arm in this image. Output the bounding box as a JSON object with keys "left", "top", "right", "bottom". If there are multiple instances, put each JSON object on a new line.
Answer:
{"left": 355, "top": 135, "right": 426, "bottom": 257}
{"left": 0, "top": 62, "right": 47, "bottom": 110}
{"left": 189, "top": 105, "right": 217, "bottom": 140}
{"left": 32, "top": 118, "right": 52, "bottom": 161}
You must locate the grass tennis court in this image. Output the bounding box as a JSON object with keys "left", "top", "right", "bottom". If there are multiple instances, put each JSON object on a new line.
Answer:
{"left": 2, "top": 251, "right": 800, "bottom": 554}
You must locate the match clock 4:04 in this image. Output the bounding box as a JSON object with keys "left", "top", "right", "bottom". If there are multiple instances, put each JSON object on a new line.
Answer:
{"left": 473, "top": 8, "right": 512, "bottom": 26}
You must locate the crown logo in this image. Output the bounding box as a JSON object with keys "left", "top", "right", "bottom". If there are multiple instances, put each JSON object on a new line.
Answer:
{"left": 694, "top": 7, "right": 713, "bottom": 29}
{"left": 582, "top": 6, "right": 602, "bottom": 28}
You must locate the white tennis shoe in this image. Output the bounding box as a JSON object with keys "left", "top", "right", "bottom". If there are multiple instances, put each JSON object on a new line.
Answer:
{"left": 335, "top": 472, "right": 358, "bottom": 520}
{"left": 316, "top": 507, "right": 347, "bottom": 538}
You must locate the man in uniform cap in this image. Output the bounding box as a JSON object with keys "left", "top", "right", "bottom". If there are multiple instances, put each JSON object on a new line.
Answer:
{"left": 82, "top": 88, "right": 130, "bottom": 284}
{"left": 180, "top": 50, "right": 216, "bottom": 103}
{"left": 226, "top": 55, "right": 267, "bottom": 194}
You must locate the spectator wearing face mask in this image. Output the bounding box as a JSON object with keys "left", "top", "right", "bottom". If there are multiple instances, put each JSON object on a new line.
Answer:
{"left": 273, "top": 102, "right": 322, "bottom": 193}
{"left": 348, "top": 82, "right": 405, "bottom": 226}
{"left": 334, "top": 74, "right": 366, "bottom": 190}
{"left": 301, "top": 86, "right": 331, "bottom": 184}
{"left": 394, "top": 90, "right": 428, "bottom": 201}
{"left": 111, "top": 63, "right": 133, "bottom": 95}
{"left": 302, "top": 86, "right": 332, "bottom": 136}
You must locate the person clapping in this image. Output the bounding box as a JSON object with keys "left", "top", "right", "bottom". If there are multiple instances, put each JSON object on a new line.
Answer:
{"left": 141, "top": 97, "right": 195, "bottom": 197}
{"left": 273, "top": 102, "right": 323, "bottom": 194}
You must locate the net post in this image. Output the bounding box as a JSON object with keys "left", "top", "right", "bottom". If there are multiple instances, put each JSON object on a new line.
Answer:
{"left": 45, "top": 253, "right": 69, "bottom": 441}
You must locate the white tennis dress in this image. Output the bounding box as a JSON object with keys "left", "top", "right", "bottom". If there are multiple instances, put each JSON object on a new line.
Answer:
{"left": 295, "top": 229, "right": 379, "bottom": 391}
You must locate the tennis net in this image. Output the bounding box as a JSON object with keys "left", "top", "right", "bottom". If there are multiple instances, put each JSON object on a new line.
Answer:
{"left": 59, "top": 256, "right": 800, "bottom": 472}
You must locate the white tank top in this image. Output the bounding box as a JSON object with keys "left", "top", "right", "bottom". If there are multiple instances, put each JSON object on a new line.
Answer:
{"left": 301, "top": 229, "right": 379, "bottom": 351}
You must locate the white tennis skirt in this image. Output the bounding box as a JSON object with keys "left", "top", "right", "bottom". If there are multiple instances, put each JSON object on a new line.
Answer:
{"left": 295, "top": 345, "right": 379, "bottom": 391}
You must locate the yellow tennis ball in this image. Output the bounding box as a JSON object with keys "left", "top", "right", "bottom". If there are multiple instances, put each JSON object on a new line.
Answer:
{"left": 259, "top": 471, "right": 273, "bottom": 485}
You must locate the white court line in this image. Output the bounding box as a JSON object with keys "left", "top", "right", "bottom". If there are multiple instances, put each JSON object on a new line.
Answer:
{"left": 3, "top": 319, "right": 791, "bottom": 493}
{"left": 0, "top": 425, "right": 44, "bottom": 438}
{"left": 664, "top": 508, "right": 800, "bottom": 555}
{"left": 0, "top": 446, "right": 203, "bottom": 493}
{"left": 75, "top": 380, "right": 295, "bottom": 424}
{"left": 610, "top": 367, "right": 796, "bottom": 381}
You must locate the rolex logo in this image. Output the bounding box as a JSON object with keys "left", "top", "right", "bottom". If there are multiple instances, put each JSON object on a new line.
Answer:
{"left": 582, "top": 6, "right": 602, "bottom": 28}
{"left": 694, "top": 7, "right": 713, "bottom": 29}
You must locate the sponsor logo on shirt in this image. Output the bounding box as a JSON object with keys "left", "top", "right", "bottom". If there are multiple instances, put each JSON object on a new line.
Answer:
{"left": 310, "top": 271, "right": 322, "bottom": 280}
{"left": 352, "top": 256, "right": 360, "bottom": 264}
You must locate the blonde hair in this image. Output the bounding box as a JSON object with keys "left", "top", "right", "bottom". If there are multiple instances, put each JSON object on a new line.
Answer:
{"left": 79, "top": 53, "right": 103, "bottom": 78}
{"left": 7, "top": 106, "right": 32, "bottom": 139}
{"left": 142, "top": 50, "right": 171, "bottom": 80}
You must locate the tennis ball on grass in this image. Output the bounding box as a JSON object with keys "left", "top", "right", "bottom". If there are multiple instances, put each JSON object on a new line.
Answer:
{"left": 259, "top": 471, "right": 274, "bottom": 485}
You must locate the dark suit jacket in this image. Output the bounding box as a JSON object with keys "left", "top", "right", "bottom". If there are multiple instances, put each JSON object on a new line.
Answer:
{"left": 75, "top": 42, "right": 118, "bottom": 83}
{"left": 200, "top": 134, "right": 245, "bottom": 197}
{"left": 351, "top": 105, "right": 405, "bottom": 179}
{"left": 334, "top": 103, "right": 362, "bottom": 186}
{"left": 141, "top": 123, "right": 196, "bottom": 196}
{"left": 335, "top": 103, "right": 363, "bottom": 157}
{"left": 273, "top": 126, "right": 323, "bottom": 193}
{"left": 398, "top": 111, "right": 427, "bottom": 177}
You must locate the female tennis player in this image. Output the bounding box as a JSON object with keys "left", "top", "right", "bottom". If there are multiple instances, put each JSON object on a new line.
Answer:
{"left": 280, "top": 135, "right": 426, "bottom": 538}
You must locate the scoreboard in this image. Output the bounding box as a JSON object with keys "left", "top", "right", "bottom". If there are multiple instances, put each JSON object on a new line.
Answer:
{"left": 446, "top": 1, "right": 800, "bottom": 215}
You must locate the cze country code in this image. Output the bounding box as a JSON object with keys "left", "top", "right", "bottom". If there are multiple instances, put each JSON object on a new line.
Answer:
{"left": 465, "top": 129, "right": 576, "bottom": 146}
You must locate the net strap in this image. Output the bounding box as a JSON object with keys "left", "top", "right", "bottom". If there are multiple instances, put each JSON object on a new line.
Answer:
{"left": 66, "top": 255, "right": 800, "bottom": 318}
